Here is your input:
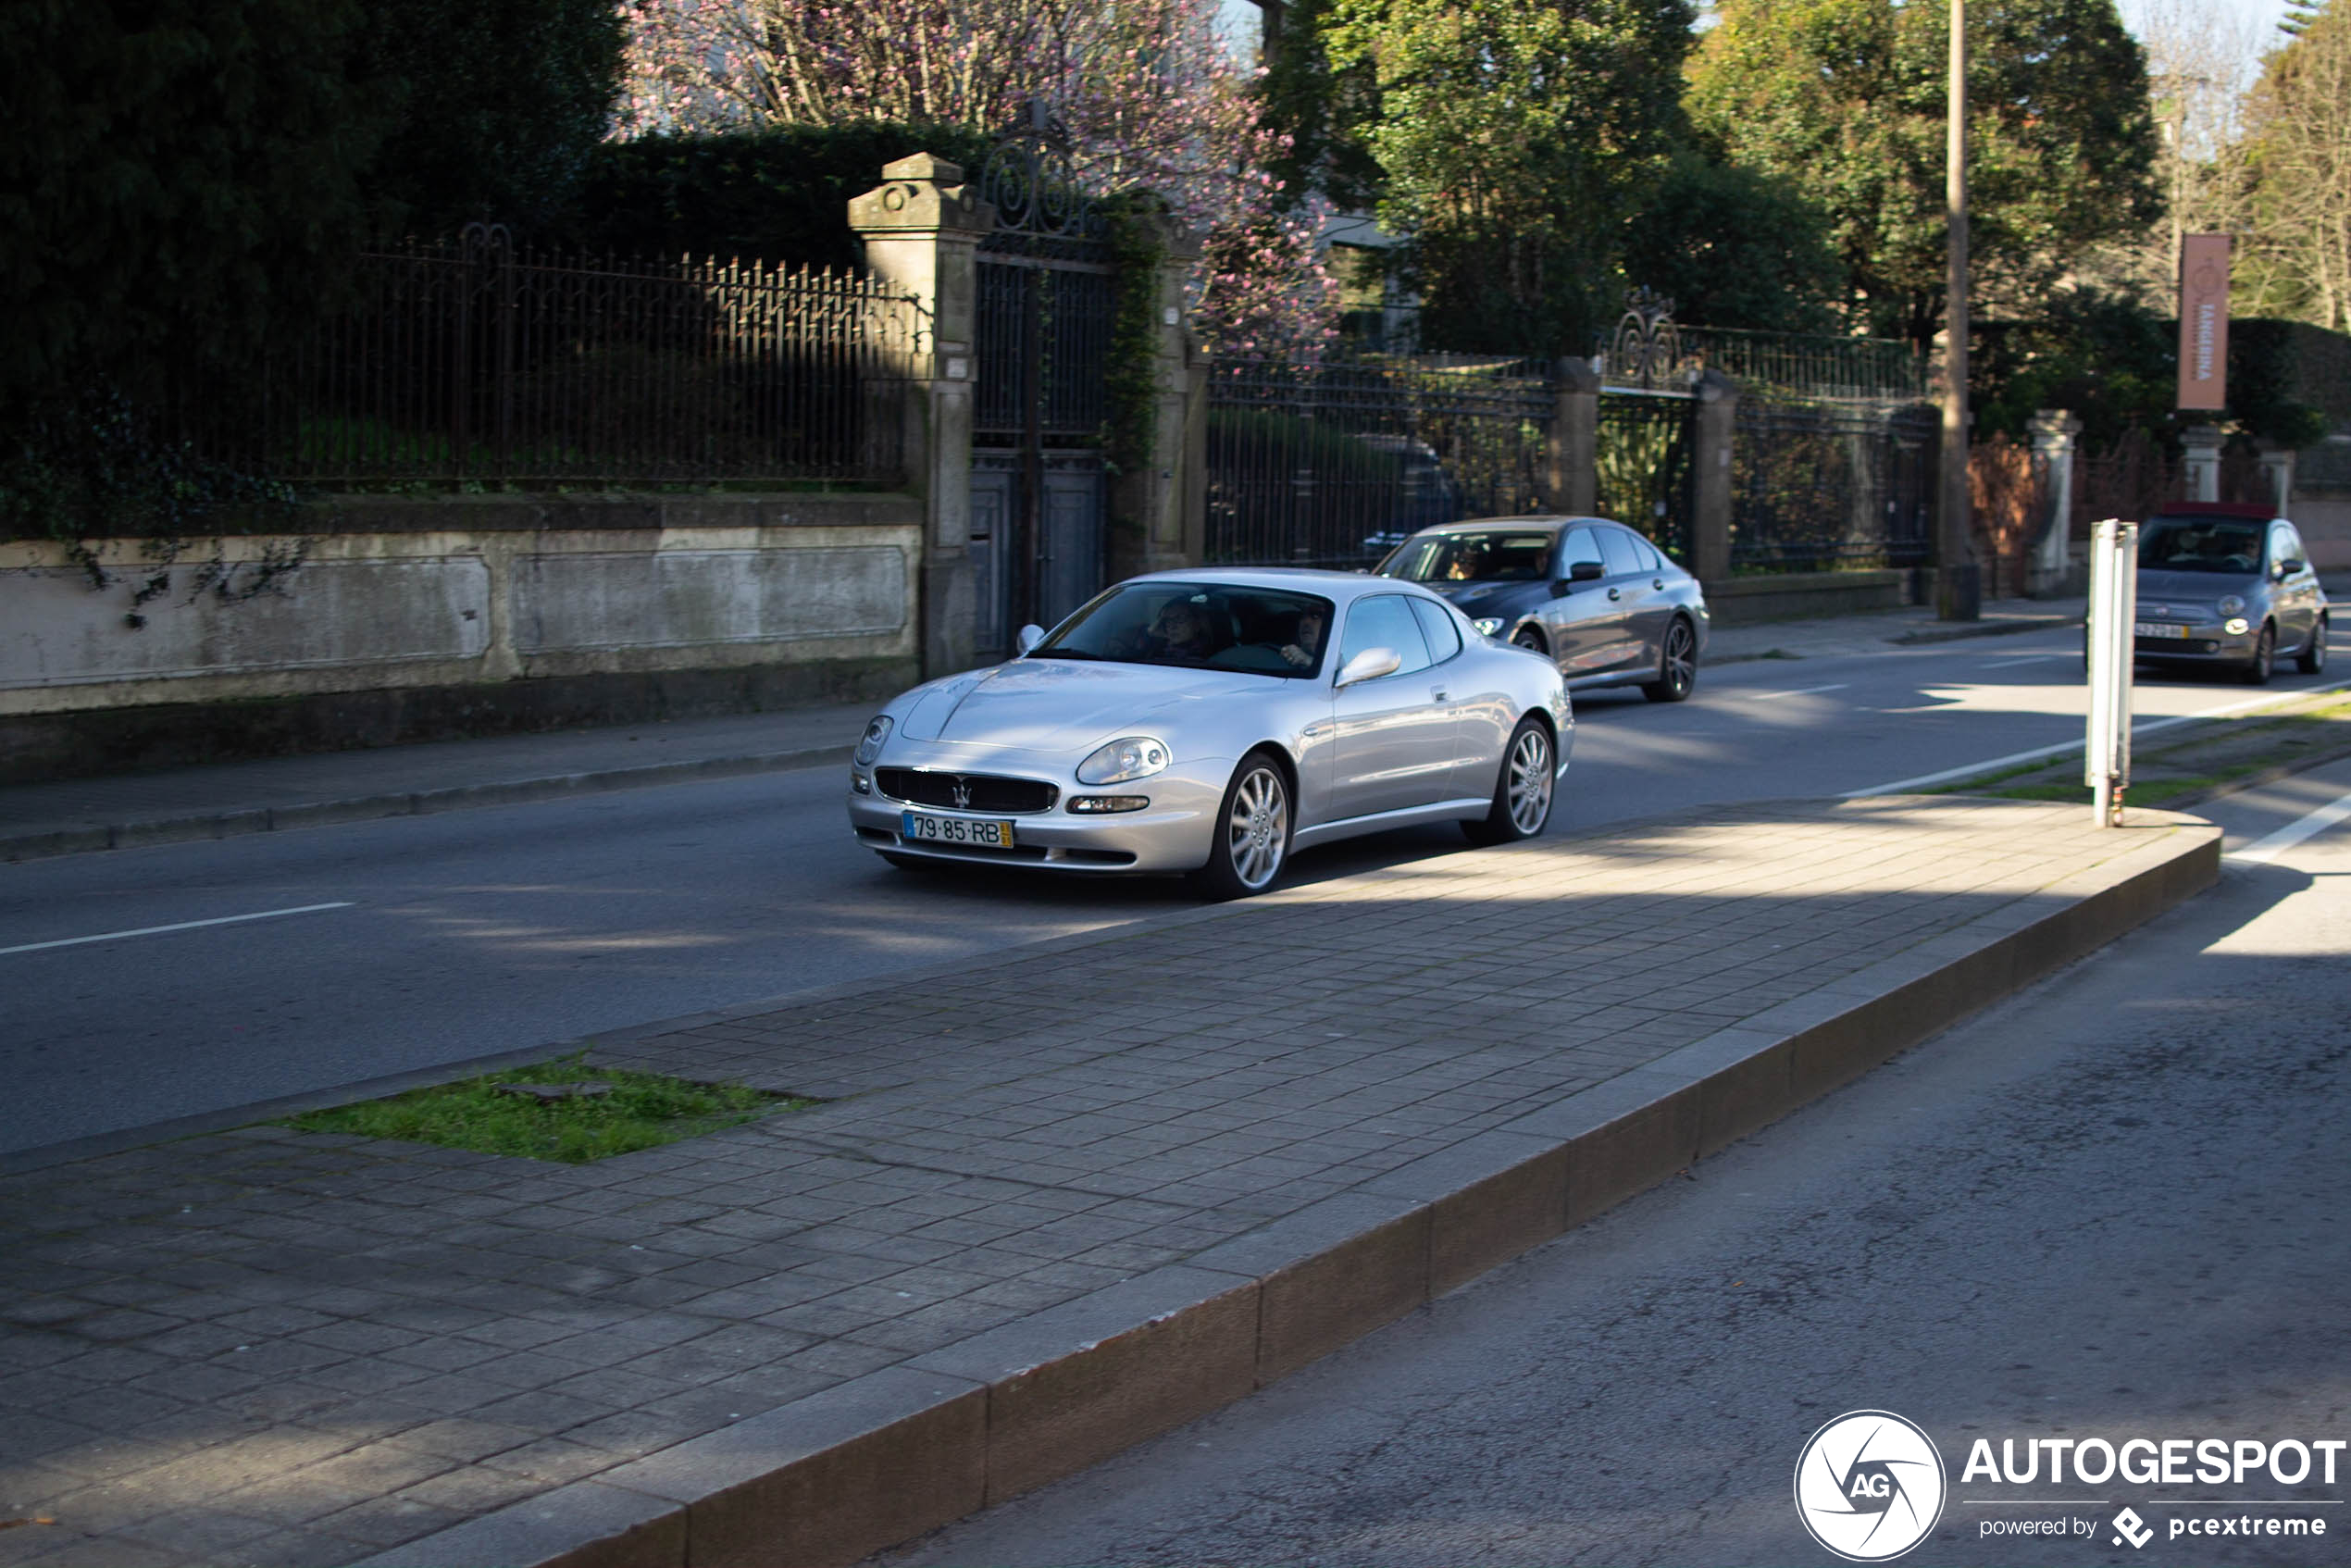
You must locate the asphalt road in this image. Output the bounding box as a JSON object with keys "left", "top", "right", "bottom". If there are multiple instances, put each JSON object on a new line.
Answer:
{"left": 1, "top": 628, "right": 2344, "bottom": 1162}
{"left": 871, "top": 755, "right": 2351, "bottom": 1568}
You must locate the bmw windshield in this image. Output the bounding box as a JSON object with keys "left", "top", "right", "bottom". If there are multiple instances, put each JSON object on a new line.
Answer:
{"left": 1028, "top": 583, "right": 1337, "bottom": 678}
{"left": 1379, "top": 530, "right": 1555, "bottom": 583}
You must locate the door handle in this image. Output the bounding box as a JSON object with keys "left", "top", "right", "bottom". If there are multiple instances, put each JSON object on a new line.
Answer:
{"left": 1652, "top": 579, "right": 1664, "bottom": 589}
{"left": 1607, "top": 588, "right": 1622, "bottom": 602}
{"left": 1431, "top": 686, "right": 1449, "bottom": 701}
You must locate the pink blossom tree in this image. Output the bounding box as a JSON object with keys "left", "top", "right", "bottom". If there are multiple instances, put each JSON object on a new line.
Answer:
{"left": 614, "top": 0, "right": 1337, "bottom": 355}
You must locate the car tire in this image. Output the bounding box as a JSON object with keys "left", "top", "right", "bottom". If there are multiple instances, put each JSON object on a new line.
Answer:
{"left": 1462, "top": 717, "right": 1556, "bottom": 845}
{"left": 1511, "top": 625, "right": 1549, "bottom": 660}
{"left": 2242, "top": 622, "right": 2275, "bottom": 686}
{"left": 2297, "top": 615, "right": 2329, "bottom": 675}
{"left": 1642, "top": 616, "right": 1698, "bottom": 703}
{"left": 1191, "top": 751, "right": 1291, "bottom": 901}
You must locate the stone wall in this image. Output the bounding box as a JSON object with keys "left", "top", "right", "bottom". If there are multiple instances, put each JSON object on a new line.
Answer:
{"left": 0, "top": 492, "right": 921, "bottom": 781}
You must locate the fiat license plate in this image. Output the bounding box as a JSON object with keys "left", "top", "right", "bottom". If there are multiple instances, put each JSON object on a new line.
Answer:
{"left": 901, "top": 811, "right": 1015, "bottom": 848}
{"left": 2133, "top": 622, "right": 2193, "bottom": 639}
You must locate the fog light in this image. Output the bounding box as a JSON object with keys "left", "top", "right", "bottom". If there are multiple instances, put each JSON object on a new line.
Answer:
{"left": 851, "top": 772, "right": 872, "bottom": 794}
{"left": 1069, "top": 795, "right": 1150, "bottom": 814}
{"left": 2223, "top": 616, "right": 2250, "bottom": 636}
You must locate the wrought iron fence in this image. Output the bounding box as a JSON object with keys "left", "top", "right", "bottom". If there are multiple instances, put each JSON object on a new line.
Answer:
{"left": 1682, "top": 328, "right": 1928, "bottom": 404}
{"left": 1204, "top": 356, "right": 1553, "bottom": 570}
{"left": 1730, "top": 399, "right": 1936, "bottom": 571}
{"left": 1596, "top": 393, "right": 1696, "bottom": 563}
{"left": 181, "top": 225, "right": 920, "bottom": 486}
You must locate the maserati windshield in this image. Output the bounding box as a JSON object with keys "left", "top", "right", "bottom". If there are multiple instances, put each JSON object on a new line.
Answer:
{"left": 1030, "top": 584, "right": 1337, "bottom": 678}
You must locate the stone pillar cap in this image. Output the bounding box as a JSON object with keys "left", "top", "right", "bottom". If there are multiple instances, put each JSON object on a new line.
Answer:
{"left": 881, "top": 153, "right": 965, "bottom": 185}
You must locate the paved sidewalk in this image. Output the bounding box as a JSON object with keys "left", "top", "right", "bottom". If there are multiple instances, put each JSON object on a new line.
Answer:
{"left": 0, "top": 594, "right": 2082, "bottom": 865}
{"left": 0, "top": 794, "right": 2213, "bottom": 1568}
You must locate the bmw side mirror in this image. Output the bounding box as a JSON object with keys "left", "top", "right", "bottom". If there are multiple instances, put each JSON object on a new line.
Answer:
{"left": 1015, "top": 624, "right": 1045, "bottom": 655}
{"left": 1335, "top": 647, "right": 1403, "bottom": 689}
{"left": 1555, "top": 561, "right": 1604, "bottom": 592}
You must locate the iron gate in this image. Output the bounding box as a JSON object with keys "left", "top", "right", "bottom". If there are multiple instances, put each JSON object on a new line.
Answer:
{"left": 970, "top": 106, "right": 1116, "bottom": 655}
{"left": 1595, "top": 392, "right": 1696, "bottom": 564}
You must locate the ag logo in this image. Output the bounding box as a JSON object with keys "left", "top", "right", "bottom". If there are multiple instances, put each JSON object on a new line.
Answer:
{"left": 1794, "top": 1410, "right": 1947, "bottom": 1561}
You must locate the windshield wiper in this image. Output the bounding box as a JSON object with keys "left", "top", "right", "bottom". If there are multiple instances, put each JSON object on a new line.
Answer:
{"left": 1026, "top": 647, "right": 1104, "bottom": 660}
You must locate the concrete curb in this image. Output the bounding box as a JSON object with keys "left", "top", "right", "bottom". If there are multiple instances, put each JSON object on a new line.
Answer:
{"left": 352, "top": 810, "right": 2220, "bottom": 1568}
{"left": 0, "top": 745, "right": 851, "bottom": 864}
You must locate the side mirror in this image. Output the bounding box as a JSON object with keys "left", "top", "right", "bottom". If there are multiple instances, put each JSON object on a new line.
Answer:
{"left": 1554, "top": 560, "right": 1605, "bottom": 591}
{"left": 2281, "top": 557, "right": 2307, "bottom": 578}
{"left": 1335, "top": 647, "right": 1402, "bottom": 689}
{"left": 1014, "top": 624, "right": 1045, "bottom": 655}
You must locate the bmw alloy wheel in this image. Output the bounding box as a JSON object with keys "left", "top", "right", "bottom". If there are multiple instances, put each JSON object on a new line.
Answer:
{"left": 1644, "top": 617, "right": 1697, "bottom": 703}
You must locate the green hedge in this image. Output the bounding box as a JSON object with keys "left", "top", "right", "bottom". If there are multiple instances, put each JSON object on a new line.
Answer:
{"left": 558, "top": 123, "right": 996, "bottom": 270}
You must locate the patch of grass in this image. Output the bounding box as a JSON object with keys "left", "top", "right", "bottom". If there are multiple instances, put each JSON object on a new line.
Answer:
{"left": 1935, "top": 694, "right": 2351, "bottom": 810}
{"left": 282, "top": 1052, "right": 811, "bottom": 1163}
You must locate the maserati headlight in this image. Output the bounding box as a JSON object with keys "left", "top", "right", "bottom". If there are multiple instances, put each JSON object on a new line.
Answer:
{"left": 1077, "top": 736, "right": 1170, "bottom": 785}
{"left": 853, "top": 716, "right": 893, "bottom": 767}
{"left": 2217, "top": 595, "right": 2246, "bottom": 618}
{"left": 1474, "top": 617, "right": 1505, "bottom": 637}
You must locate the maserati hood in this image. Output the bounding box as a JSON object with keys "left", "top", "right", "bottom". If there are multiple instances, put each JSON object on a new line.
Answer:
{"left": 896, "top": 658, "right": 1271, "bottom": 751}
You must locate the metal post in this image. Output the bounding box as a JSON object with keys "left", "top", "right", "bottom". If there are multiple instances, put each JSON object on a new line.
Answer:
{"left": 1937, "top": 0, "right": 1980, "bottom": 620}
{"left": 2084, "top": 517, "right": 2138, "bottom": 827}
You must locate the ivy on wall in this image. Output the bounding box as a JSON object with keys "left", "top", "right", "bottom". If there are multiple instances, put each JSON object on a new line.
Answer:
{"left": 1101, "top": 195, "right": 1171, "bottom": 480}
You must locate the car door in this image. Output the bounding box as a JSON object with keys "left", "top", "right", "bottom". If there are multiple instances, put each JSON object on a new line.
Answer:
{"left": 1329, "top": 593, "right": 1453, "bottom": 819}
{"left": 2271, "top": 522, "right": 2320, "bottom": 649}
{"left": 1540, "top": 526, "right": 1628, "bottom": 679}
{"left": 1596, "top": 525, "right": 1665, "bottom": 673}
{"left": 1406, "top": 594, "right": 1483, "bottom": 801}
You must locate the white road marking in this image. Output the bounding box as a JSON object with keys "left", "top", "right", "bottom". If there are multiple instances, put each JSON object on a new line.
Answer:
{"left": 1748, "top": 683, "right": 1848, "bottom": 702}
{"left": 2226, "top": 787, "right": 2351, "bottom": 865}
{"left": 0, "top": 902, "right": 355, "bottom": 957}
{"left": 1843, "top": 678, "right": 2351, "bottom": 798}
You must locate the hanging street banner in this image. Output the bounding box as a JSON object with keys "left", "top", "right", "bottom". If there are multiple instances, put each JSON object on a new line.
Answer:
{"left": 2176, "top": 233, "right": 2232, "bottom": 411}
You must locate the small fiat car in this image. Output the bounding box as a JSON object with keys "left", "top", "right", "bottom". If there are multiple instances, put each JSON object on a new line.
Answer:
{"left": 2133, "top": 504, "right": 2329, "bottom": 684}
{"left": 846, "top": 569, "right": 1572, "bottom": 898}
{"left": 1375, "top": 516, "right": 1710, "bottom": 702}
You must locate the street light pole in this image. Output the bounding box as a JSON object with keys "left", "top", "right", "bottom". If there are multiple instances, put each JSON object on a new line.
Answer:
{"left": 1938, "top": 0, "right": 1981, "bottom": 619}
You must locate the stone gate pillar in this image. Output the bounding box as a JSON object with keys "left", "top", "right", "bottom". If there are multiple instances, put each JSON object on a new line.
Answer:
{"left": 2256, "top": 441, "right": 2297, "bottom": 514}
{"left": 2026, "top": 409, "right": 2083, "bottom": 597}
{"left": 1546, "top": 357, "right": 1599, "bottom": 516}
{"left": 1109, "top": 200, "right": 1207, "bottom": 579}
{"left": 1690, "top": 369, "right": 1739, "bottom": 584}
{"left": 2181, "top": 424, "right": 2225, "bottom": 504}
{"left": 850, "top": 154, "right": 995, "bottom": 678}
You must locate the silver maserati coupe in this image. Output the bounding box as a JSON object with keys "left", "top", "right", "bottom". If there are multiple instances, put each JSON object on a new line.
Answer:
{"left": 846, "top": 568, "right": 1573, "bottom": 898}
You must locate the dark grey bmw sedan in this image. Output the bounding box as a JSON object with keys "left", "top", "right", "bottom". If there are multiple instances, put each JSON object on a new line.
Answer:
{"left": 1375, "top": 516, "right": 1711, "bottom": 702}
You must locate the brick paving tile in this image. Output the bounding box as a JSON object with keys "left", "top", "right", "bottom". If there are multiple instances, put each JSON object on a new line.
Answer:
{"left": 0, "top": 798, "right": 2186, "bottom": 1564}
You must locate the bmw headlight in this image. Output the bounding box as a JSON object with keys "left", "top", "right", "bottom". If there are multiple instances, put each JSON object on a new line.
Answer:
{"left": 1474, "top": 617, "right": 1505, "bottom": 637}
{"left": 853, "top": 716, "right": 893, "bottom": 767}
{"left": 2217, "top": 595, "right": 2246, "bottom": 618}
{"left": 1076, "top": 736, "right": 1169, "bottom": 785}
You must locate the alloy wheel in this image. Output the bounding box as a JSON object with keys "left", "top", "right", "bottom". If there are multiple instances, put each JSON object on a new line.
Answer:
{"left": 1506, "top": 726, "right": 1553, "bottom": 834}
{"left": 1225, "top": 765, "right": 1288, "bottom": 890}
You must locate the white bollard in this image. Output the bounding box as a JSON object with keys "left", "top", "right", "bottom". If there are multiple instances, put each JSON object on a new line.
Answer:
{"left": 2084, "top": 517, "right": 2138, "bottom": 827}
